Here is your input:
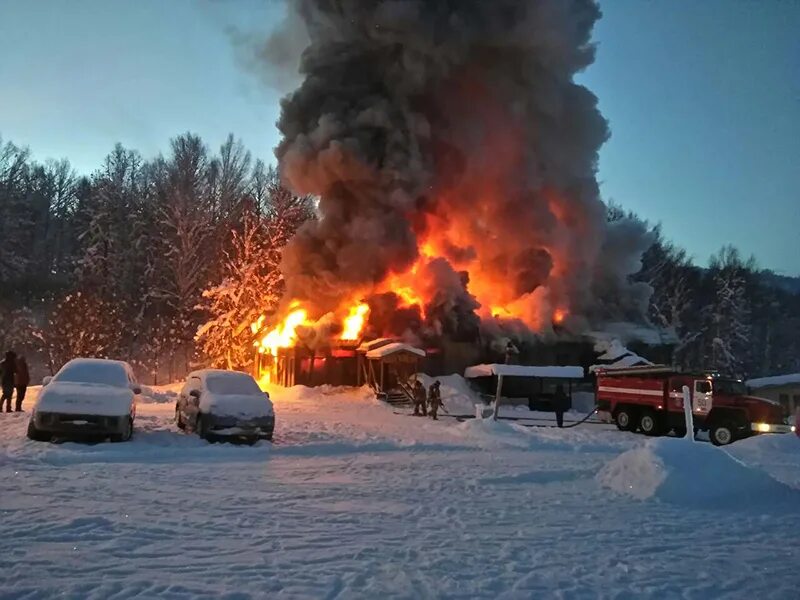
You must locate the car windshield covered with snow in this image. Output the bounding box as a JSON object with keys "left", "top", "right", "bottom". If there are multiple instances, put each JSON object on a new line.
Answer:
{"left": 176, "top": 370, "right": 274, "bottom": 442}
{"left": 53, "top": 360, "right": 130, "bottom": 388}
{"left": 28, "top": 359, "right": 138, "bottom": 443}
{"left": 206, "top": 373, "right": 261, "bottom": 396}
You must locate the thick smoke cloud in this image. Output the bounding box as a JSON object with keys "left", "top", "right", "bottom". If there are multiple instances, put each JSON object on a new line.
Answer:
{"left": 269, "top": 0, "right": 653, "bottom": 339}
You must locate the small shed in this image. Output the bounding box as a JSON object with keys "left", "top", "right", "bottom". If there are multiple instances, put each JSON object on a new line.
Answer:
{"left": 464, "top": 363, "right": 585, "bottom": 414}
{"left": 747, "top": 373, "right": 800, "bottom": 414}
{"left": 356, "top": 338, "right": 399, "bottom": 386}
{"left": 362, "top": 342, "right": 426, "bottom": 402}
{"left": 271, "top": 342, "right": 359, "bottom": 388}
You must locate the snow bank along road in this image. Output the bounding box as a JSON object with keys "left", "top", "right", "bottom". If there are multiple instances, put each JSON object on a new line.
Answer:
{"left": 2, "top": 385, "right": 800, "bottom": 599}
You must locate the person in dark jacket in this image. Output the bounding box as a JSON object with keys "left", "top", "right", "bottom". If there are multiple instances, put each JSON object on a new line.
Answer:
{"left": 412, "top": 380, "right": 428, "bottom": 416}
{"left": 552, "top": 383, "right": 569, "bottom": 428}
{"left": 14, "top": 355, "right": 30, "bottom": 412}
{"left": 0, "top": 351, "right": 17, "bottom": 413}
{"left": 428, "top": 380, "right": 443, "bottom": 420}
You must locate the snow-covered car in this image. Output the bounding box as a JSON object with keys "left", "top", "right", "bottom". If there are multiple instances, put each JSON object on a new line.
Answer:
{"left": 175, "top": 370, "right": 274, "bottom": 442}
{"left": 28, "top": 358, "right": 140, "bottom": 443}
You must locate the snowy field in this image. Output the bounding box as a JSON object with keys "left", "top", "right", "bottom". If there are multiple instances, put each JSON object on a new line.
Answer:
{"left": 2, "top": 384, "right": 800, "bottom": 599}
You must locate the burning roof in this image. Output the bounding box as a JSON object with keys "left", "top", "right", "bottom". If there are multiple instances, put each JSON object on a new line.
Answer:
{"left": 251, "top": 0, "right": 654, "bottom": 356}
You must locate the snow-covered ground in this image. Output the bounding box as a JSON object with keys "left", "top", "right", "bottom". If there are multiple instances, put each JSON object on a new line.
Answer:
{"left": 2, "top": 383, "right": 800, "bottom": 599}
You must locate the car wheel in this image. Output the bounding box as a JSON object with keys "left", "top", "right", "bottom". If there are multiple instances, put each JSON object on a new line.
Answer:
{"left": 26, "top": 420, "right": 51, "bottom": 442}
{"left": 196, "top": 413, "right": 207, "bottom": 440}
{"left": 110, "top": 417, "right": 133, "bottom": 443}
{"left": 614, "top": 408, "right": 636, "bottom": 432}
{"left": 710, "top": 422, "right": 736, "bottom": 446}
{"left": 639, "top": 410, "right": 662, "bottom": 436}
{"left": 175, "top": 405, "right": 185, "bottom": 430}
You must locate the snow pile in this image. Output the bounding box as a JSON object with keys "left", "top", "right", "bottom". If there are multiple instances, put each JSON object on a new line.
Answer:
{"left": 416, "top": 373, "right": 485, "bottom": 415}
{"left": 597, "top": 437, "right": 800, "bottom": 510}
{"left": 140, "top": 384, "right": 180, "bottom": 404}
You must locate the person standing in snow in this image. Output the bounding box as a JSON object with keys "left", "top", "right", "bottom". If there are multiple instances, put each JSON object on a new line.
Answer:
{"left": 552, "top": 383, "right": 568, "bottom": 428}
{"left": 0, "top": 351, "right": 17, "bottom": 413}
{"left": 14, "top": 355, "right": 30, "bottom": 412}
{"left": 428, "top": 380, "right": 443, "bottom": 420}
{"left": 413, "top": 380, "right": 428, "bottom": 416}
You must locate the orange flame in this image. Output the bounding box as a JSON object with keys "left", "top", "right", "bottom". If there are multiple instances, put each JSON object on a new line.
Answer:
{"left": 553, "top": 308, "right": 567, "bottom": 325}
{"left": 258, "top": 304, "right": 311, "bottom": 357}
{"left": 340, "top": 302, "right": 370, "bottom": 340}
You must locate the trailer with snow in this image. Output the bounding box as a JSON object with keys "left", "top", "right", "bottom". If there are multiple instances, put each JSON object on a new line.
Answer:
{"left": 595, "top": 366, "right": 794, "bottom": 445}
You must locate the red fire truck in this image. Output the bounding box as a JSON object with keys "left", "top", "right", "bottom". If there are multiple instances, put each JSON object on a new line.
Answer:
{"left": 595, "top": 366, "right": 794, "bottom": 446}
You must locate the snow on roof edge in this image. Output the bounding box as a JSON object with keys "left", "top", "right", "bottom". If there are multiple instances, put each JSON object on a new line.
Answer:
{"left": 365, "top": 342, "right": 426, "bottom": 359}
{"left": 357, "top": 338, "right": 399, "bottom": 352}
{"left": 464, "top": 364, "right": 584, "bottom": 379}
{"left": 746, "top": 373, "right": 800, "bottom": 389}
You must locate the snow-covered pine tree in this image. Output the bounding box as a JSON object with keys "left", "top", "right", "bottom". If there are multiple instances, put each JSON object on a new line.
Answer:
{"left": 703, "top": 246, "right": 754, "bottom": 377}
{"left": 196, "top": 165, "right": 314, "bottom": 370}
{"left": 638, "top": 225, "right": 704, "bottom": 368}
{"left": 261, "top": 164, "right": 316, "bottom": 244}
{"left": 196, "top": 209, "right": 282, "bottom": 370}
{"left": 0, "top": 137, "right": 34, "bottom": 286}
{"left": 149, "top": 134, "right": 215, "bottom": 376}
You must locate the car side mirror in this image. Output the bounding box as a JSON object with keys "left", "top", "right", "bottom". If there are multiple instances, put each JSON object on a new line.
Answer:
{"left": 42, "top": 376, "right": 53, "bottom": 386}
{"left": 189, "top": 389, "right": 201, "bottom": 398}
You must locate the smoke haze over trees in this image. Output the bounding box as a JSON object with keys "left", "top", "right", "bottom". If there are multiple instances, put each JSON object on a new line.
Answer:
{"left": 0, "top": 133, "right": 798, "bottom": 382}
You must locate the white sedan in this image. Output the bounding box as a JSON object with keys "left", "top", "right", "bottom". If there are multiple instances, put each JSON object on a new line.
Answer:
{"left": 176, "top": 370, "right": 275, "bottom": 442}
{"left": 28, "top": 358, "right": 140, "bottom": 442}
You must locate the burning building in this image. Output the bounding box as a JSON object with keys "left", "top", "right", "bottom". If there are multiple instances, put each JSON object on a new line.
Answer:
{"left": 250, "top": 0, "right": 660, "bottom": 385}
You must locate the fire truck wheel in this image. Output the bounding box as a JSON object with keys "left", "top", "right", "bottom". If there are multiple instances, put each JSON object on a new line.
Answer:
{"left": 614, "top": 408, "right": 636, "bottom": 432}
{"left": 710, "top": 422, "right": 736, "bottom": 446}
{"left": 639, "top": 410, "right": 662, "bottom": 436}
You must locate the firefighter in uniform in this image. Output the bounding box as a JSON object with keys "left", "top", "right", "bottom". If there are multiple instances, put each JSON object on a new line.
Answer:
{"left": 428, "top": 380, "right": 443, "bottom": 420}
{"left": 413, "top": 380, "right": 428, "bottom": 416}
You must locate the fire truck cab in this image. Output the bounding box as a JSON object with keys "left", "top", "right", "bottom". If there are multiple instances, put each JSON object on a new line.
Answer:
{"left": 595, "top": 366, "right": 793, "bottom": 446}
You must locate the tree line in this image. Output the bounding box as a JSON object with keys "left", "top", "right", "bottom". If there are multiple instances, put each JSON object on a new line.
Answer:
{"left": 0, "top": 133, "right": 314, "bottom": 383}
{"left": 1, "top": 133, "right": 798, "bottom": 382}
{"left": 613, "top": 205, "right": 800, "bottom": 379}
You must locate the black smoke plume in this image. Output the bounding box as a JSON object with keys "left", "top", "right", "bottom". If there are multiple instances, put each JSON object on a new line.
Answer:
{"left": 263, "top": 0, "right": 653, "bottom": 339}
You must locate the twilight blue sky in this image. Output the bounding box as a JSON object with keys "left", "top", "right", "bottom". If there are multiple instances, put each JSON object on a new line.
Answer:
{"left": 1, "top": 0, "right": 798, "bottom": 275}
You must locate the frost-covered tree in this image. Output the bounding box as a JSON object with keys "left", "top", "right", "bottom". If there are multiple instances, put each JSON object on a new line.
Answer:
{"left": 41, "top": 290, "right": 124, "bottom": 372}
{"left": 638, "top": 226, "right": 704, "bottom": 367}
{"left": 0, "top": 307, "right": 43, "bottom": 361}
{"left": 703, "top": 246, "right": 754, "bottom": 377}
{"left": 147, "top": 134, "right": 215, "bottom": 375}
{"left": 0, "top": 137, "right": 34, "bottom": 286}
{"left": 196, "top": 168, "right": 314, "bottom": 370}
{"left": 196, "top": 209, "right": 283, "bottom": 370}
